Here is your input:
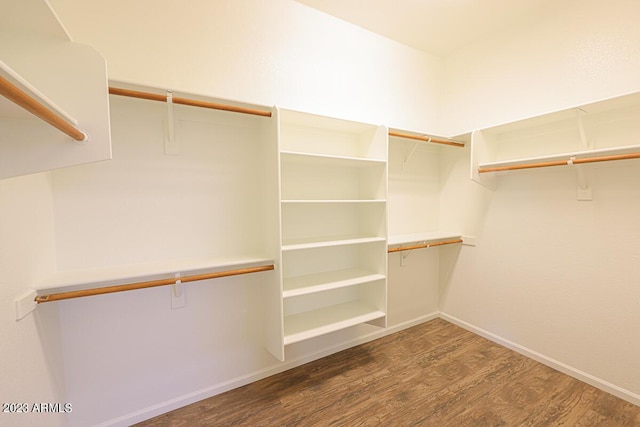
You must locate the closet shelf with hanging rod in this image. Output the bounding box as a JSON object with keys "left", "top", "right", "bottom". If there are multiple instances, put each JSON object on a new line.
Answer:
{"left": 388, "top": 232, "right": 463, "bottom": 253}
{"left": 389, "top": 130, "right": 466, "bottom": 148}
{"left": 470, "top": 91, "right": 640, "bottom": 196}
{"left": 477, "top": 144, "right": 640, "bottom": 174}
{"left": 33, "top": 257, "right": 275, "bottom": 304}
{"left": 108, "top": 86, "right": 272, "bottom": 118}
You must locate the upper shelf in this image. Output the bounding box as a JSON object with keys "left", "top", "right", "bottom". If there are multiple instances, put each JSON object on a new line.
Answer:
{"left": 279, "top": 108, "right": 387, "bottom": 161}
{"left": 470, "top": 91, "right": 640, "bottom": 189}
{"left": 388, "top": 231, "right": 463, "bottom": 246}
{"left": 36, "top": 256, "right": 275, "bottom": 295}
{"left": 477, "top": 143, "right": 640, "bottom": 174}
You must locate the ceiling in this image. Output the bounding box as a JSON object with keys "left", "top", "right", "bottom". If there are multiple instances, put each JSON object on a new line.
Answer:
{"left": 295, "top": 0, "right": 554, "bottom": 57}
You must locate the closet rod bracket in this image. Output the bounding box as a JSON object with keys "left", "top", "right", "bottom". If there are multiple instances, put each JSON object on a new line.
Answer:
{"left": 568, "top": 157, "right": 593, "bottom": 201}
{"left": 171, "top": 272, "right": 186, "bottom": 309}
{"left": 165, "top": 90, "right": 179, "bottom": 155}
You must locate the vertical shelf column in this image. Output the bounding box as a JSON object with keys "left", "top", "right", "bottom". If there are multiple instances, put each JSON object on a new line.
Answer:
{"left": 271, "top": 109, "right": 388, "bottom": 358}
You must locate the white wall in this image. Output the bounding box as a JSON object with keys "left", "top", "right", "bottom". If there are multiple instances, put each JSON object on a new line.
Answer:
{"left": 440, "top": 0, "right": 640, "bottom": 405}
{"left": 49, "top": 0, "right": 444, "bottom": 134}
{"left": 442, "top": 0, "right": 640, "bottom": 135}
{"left": 0, "top": 173, "right": 66, "bottom": 427}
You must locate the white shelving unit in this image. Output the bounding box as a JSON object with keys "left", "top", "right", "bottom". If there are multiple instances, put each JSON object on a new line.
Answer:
{"left": 269, "top": 108, "right": 388, "bottom": 359}
{"left": 0, "top": 0, "right": 111, "bottom": 179}
{"left": 471, "top": 91, "right": 640, "bottom": 198}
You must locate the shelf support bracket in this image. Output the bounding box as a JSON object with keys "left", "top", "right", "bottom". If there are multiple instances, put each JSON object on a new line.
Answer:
{"left": 401, "top": 249, "right": 412, "bottom": 266}
{"left": 403, "top": 138, "right": 428, "bottom": 170}
{"left": 165, "top": 90, "right": 179, "bottom": 155}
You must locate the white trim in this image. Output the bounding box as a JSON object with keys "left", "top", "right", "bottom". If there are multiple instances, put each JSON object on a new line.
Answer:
{"left": 96, "top": 313, "right": 439, "bottom": 427}
{"left": 439, "top": 312, "right": 640, "bottom": 407}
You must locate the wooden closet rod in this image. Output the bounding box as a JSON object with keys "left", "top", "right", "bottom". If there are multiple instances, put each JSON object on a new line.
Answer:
{"left": 387, "top": 238, "right": 463, "bottom": 253}
{"left": 0, "top": 75, "right": 87, "bottom": 141}
{"left": 35, "top": 264, "right": 275, "bottom": 304}
{"left": 109, "top": 87, "right": 272, "bottom": 118}
{"left": 478, "top": 151, "right": 640, "bottom": 174}
{"left": 389, "top": 131, "right": 465, "bottom": 148}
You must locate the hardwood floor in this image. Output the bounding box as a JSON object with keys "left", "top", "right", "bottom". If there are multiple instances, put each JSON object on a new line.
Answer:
{"left": 136, "top": 319, "right": 640, "bottom": 426}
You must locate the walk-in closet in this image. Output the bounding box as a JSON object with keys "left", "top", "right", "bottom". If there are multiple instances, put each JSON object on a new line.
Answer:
{"left": 2, "top": 0, "right": 640, "bottom": 425}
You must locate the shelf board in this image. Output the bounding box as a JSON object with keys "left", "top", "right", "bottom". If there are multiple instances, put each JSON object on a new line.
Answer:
{"left": 283, "top": 301, "right": 385, "bottom": 345}
{"left": 478, "top": 144, "right": 640, "bottom": 171}
{"left": 36, "top": 256, "right": 274, "bottom": 295}
{"left": 283, "top": 269, "right": 385, "bottom": 299}
{"left": 281, "top": 199, "right": 386, "bottom": 204}
{"left": 280, "top": 150, "right": 386, "bottom": 167}
{"left": 388, "top": 231, "right": 462, "bottom": 247}
{"left": 282, "top": 236, "right": 386, "bottom": 251}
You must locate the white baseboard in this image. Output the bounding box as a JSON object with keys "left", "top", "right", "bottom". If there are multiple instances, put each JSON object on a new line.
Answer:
{"left": 98, "top": 312, "right": 439, "bottom": 427}
{"left": 439, "top": 312, "right": 640, "bottom": 407}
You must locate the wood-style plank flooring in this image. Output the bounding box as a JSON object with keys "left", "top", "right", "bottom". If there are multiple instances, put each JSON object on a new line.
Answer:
{"left": 136, "top": 319, "right": 640, "bottom": 426}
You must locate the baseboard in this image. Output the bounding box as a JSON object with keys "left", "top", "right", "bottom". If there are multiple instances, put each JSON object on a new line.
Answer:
{"left": 439, "top": 312, "right": 640, "bottom": 407}
{"left": 97, "top": 312, "right": 439, "bottom": 427}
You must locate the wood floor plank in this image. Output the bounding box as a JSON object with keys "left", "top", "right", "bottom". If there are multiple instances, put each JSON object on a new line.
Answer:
{"left": 135, "top": 319, "right": 640, "bottom": 426}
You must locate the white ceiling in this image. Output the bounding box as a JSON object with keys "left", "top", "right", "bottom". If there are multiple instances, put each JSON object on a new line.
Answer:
{"left": 295, "top": 0, "right": 554, "bottom": 57}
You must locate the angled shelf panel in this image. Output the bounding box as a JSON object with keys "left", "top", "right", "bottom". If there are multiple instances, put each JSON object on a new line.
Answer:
{"left": 0, "top": 0, "right": 111, "bottom": 179}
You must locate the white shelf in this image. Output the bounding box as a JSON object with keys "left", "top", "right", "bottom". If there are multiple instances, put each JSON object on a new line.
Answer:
{"left": 282, "top": 236, "right": 386, "bottom": 252}
{"left": 283, "top": 301, "right": 385, "bottom": 345}
{"left": 281, "top": 199, "right": 386, "bottom": 204}
{"left": 478, "top": 143, "right": 640, "bottom": 171}
{"left": 471, "top": 91, "right": 640, "bottom": 192}
{"left": 36, "top": 256, "right": 274, "bottom": 295}
{"left": 280, "top": 150, "right": 386, "bottom": 167}
{"left": 388, "top": 232, "right": 463, "bottom": 246}
{"left": 283, "top": 269, "right": 385, "bottom": 298}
